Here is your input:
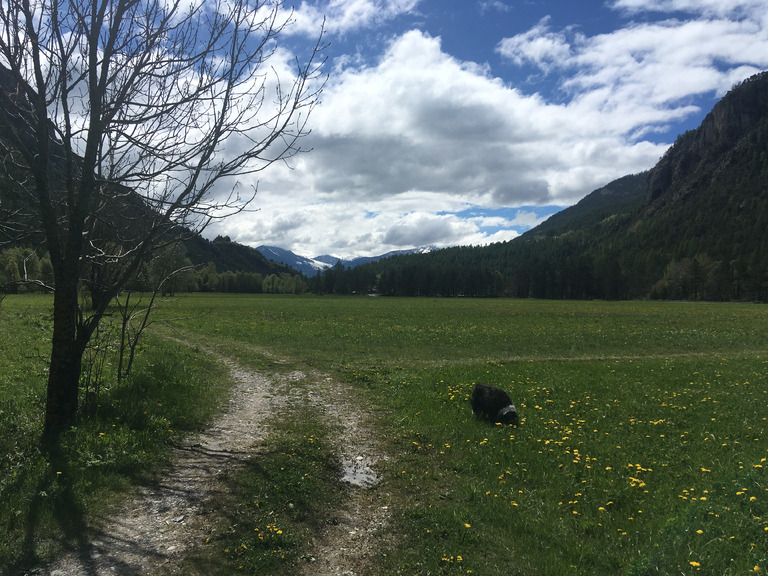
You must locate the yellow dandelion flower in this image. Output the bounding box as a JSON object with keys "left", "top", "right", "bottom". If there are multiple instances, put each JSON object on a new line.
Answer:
{"left": 690, "top": 561, "right": 701, "bottom": 567}
{"left": 464, "top": 523, "right": 471, "bottom": 528}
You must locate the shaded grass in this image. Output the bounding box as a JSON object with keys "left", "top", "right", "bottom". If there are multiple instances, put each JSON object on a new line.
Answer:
{"left": 0, "top": 294, "right": 231, "bottom": 573}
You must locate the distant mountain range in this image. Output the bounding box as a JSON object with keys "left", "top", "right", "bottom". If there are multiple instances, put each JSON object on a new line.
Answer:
{"left": 255, "top": 245, "right": 435, "bottom": 276}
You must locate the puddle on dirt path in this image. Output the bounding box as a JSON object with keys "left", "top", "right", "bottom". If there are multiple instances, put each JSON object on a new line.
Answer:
{"left": 341, "top": 455, "right": 380, "bottom": 488}
{"left": 37, "top": 355, "right": 391, "bottom": 576}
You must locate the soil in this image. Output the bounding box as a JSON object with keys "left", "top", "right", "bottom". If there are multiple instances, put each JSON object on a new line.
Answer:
{"left": 33, "top": 354, "right": 390, "bottom": 576}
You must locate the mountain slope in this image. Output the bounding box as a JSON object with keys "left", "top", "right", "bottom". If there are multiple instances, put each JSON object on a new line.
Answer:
{"left": 524, "top": 172, "right": 649, "bottom": 239}
{"left": 0, "top": 62, "right": 294, "bottom": 281}
{"left": 186, "top": 237, "right": 296, "bottom": 276}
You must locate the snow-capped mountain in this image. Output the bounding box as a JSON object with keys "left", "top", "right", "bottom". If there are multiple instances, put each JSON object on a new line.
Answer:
{"left": 255, "top": 246, "right": 330, "bottom": 276}
{"left": 256, "top": 245, "right": 435, "bottom": 276}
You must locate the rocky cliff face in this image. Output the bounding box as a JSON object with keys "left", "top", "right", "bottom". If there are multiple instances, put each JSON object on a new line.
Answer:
{"left": 646, "top": 71, "right": 768, "bottom": 203}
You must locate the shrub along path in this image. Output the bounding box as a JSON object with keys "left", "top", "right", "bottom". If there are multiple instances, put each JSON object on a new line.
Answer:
{"left": 36, "top": 349, "right": 389, "bottom": 576}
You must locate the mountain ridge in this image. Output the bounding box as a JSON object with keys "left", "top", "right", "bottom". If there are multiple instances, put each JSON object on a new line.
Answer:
{"left": 4, "top": 64, "right": 767, "bottom": 299}
{"left": 255, "top": 245, "right": 436, "bottom": 276}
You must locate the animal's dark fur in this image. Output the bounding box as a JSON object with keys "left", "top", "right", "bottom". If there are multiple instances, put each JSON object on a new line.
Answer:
{"left": 470, "top": 382, "right": 518, "bottom": 425}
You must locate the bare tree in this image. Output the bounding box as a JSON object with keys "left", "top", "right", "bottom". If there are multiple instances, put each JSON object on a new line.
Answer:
{"left": 0, "top": 0, "right": 326, "bottom": 438}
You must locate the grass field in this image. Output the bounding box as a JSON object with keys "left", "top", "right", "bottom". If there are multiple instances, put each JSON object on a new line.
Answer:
{"left": 2, "top": 294, "right": 767, "bottom": 575}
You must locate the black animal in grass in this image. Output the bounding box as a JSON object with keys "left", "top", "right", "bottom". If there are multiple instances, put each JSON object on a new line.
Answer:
{"left": 470, "top": 383, "right": 518, "bottom": 426}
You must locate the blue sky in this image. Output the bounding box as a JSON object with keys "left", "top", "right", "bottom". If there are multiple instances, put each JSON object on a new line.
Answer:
{"left": 210, "top": 0, "right": 768, "bottom": 258}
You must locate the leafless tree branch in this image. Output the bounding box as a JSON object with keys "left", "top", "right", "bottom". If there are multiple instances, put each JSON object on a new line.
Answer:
{"left": 0, "top": 0, "right": 327, "bottom": 436}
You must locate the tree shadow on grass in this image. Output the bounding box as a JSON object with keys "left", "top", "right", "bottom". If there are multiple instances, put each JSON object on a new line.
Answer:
{"left": 6, "top": 436, "right": 96, "bottom": 576}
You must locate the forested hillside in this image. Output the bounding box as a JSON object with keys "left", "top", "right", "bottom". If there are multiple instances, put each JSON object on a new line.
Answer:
{"left": 311, "top": 71, "right": 768, "bottom": 301}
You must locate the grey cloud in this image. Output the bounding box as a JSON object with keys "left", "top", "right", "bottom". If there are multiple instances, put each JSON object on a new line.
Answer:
{"left": 305, "top": 130, "right": 556, "bottom": 206}
{"left": 490, "top": 179, "right": 553, "bottom": 205}
{"left": 267, "top": 213, "right": 306, "bottom": 234}
{"left": 410, "top": 100, "right": 520, "bottom": 143}
{"left": 382, "top": 216, "right": 461, "bottom": 247}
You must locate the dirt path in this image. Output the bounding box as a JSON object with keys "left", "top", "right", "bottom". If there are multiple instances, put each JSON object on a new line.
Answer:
{"left": 295, "top": 374, "right": 392, "bottom": 576}
{"left": 35, "top": 355, "right": 390, "bottom": 576}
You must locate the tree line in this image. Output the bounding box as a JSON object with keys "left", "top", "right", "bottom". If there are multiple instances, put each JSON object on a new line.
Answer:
{"left": 6, "top": 238, "right": 763, "bottom": 304}
{"left": 304, "top": 241, "right": 767, "bottom": 302}
{"left": 0, "top": 247, "right": 307, "bottom": 297}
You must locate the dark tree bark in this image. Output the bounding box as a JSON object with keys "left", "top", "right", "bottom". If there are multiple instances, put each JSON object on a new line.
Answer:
{"left": 46, "top": 284, "right": 86, "bottom": 436}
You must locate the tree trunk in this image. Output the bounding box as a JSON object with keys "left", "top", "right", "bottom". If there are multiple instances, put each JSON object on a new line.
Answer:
{"left": 43, "top": 281, "right": 84, "bottom": 439}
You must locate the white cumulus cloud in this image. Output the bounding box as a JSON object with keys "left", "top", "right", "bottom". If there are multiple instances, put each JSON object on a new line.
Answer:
{"left": 289, "top": 0, "right": 422, "bottom": 36}
{"left": 211, "top": 0, "right": 768, "bottom": 258}
{"left": 496, "top": 16, "right": 575, "bottom": 71}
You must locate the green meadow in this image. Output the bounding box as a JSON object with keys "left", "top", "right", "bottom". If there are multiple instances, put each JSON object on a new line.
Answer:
{"left": 1, "top": 294, "right": 767, "bottom": 575}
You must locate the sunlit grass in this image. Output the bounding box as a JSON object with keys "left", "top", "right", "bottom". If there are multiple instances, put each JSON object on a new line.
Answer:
{"left": 362, "top": 356, "right": 767, "bottom": 574}
{"left": 163, "top": 294, "right": 768, "bottom": 575}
